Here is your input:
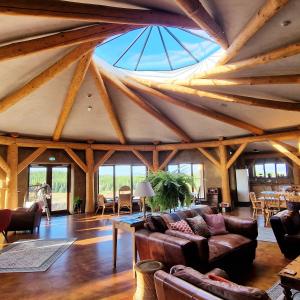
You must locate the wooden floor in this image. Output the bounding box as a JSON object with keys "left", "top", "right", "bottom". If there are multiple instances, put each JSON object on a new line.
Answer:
{"left": 0, "top": 208, "right": 290, "bottom": 300}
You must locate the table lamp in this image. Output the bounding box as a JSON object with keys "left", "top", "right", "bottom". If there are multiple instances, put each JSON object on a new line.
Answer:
{"left": 135, "top": 181, "right": 155, "bottom": 219}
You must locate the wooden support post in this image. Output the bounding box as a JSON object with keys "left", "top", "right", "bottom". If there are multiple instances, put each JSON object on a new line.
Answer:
{"left": 94, "top": 150, "right": 115, "bottom": 173}
{"left": 7, "top": 143, "right": 18, "bottom": 209}
{"left": 132, "top": 150, "right": 153, "bottom": 171}
{"left": 226, "top": 143, "right": 248, "bottom": 169}
{"left": 153, "top": 150, "right": 159, "bottom": 173}
{"left": 197, "top": 148, "right": 221, "bottom": 169}
{"left": 292, "top": 162, "right": 300, "bottom": 185}
{"left": 17, "top": 147, "right": 46, "bottom": 174}
{"left": 85, "top": 147, "right": 94, "bottom": 213}
{"left": 219, "top": 144, "right": 231, "bottom": 207}
{"left": 65, "top": 147, "right": 88, "bottom": 173}
{"left": 159, "top": 150, "right": 179, "bottom": 171}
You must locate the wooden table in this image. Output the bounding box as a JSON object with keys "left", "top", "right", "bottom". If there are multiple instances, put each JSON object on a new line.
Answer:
{"left": 112, "top": 214, "right": 144, "bottom": 274}
{"left": 279, "top": 255, "right": 300, "bottom": 299}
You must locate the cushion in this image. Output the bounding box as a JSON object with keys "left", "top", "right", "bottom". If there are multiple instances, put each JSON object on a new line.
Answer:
{"left": 161, "top": 213, "right": 181, "bottom": 229}
{"left": 281, "top": 210, "right": 300, "bottom": 235}
{"left": 186, "top": 215, "right": 210, "bottom": 237}
{"left": 208, "top": 274, "right": 231, "bottom": 283}
{"left": 144, "top": 215, "right": 168, "bottom": 233}
{"left": 171, "top": 265, "right": 270, "bottom": 300}
{"left": 169, "top": 220, "right": 194, "bottom": 235}
{"left": 203, "top": 213, "right": 228, "bottom": 236}
{"left": 209, "top": 233, "right": 252, "bottom": 250}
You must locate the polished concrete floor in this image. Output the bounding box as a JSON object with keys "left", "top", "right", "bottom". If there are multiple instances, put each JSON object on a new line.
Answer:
{"left": 0, "top": 208, "right": 290, "bottom": 299}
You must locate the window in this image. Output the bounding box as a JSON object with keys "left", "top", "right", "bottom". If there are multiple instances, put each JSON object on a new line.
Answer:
{"left": 115, "top": 165, "right": 131, "bottom": 193}
{"left": 132, "top": 165, "right": 147, "bottom": 194}
{"left": 253, "top": 162, "right": 288, "bottom": 178}
{"left": 167, "top": 163, "right": 205, "bottom": 198}
{"left": 99, "top": 166, "right": 114, "bottom": 199}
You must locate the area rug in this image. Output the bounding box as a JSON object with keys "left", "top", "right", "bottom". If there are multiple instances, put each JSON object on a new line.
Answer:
{"left": 0, "top": 238, "right": 76, "bottom": 273}
{"left": 267, "top": 281, "right": 300, "bottom": 300}
{"left": 257, "top": 226, "right": 277, "bottom": 243}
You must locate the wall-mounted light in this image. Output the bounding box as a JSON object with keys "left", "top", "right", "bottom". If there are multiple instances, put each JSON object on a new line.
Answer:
{"left": 49, "top": 156, "right": 56, "bottom": 161}
{"left": 87, "top": 105, "right": 93, "bottom": 112}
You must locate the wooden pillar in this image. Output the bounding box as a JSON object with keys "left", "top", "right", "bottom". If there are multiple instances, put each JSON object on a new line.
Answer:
{"left": 85, "top": 147, "right": 94, "bottom": 213}
{"left": 219, "top": 144, "right": 231, "bottom": 206}
{"left": 292, "top": 162, "right": 300, "bottom": 185}
{"left": 7, "top": 143, "right": 18, "bottom": 209}
{"left": 153, "top": 150, "right": 159, "bottom": 173}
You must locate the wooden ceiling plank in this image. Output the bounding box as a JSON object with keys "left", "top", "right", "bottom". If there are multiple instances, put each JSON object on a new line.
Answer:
{"left": 91, "top": 61, "right": 126, "bottom": 145}
{"left": 175, "top": 0, "right": 228, "bottom": 48}
{"left": 133, "top": 79, "right": 300, "bottom": 112}
{"left": 94, "top": 150, "right": 115, "bottom": 173}
{"left": 17, "top": 147, "right": 46, "bottom": 174}
{"left": 226, "top": 143, "right": 248, "bottom": 169}
{"left": 65, "top": 147, "right": 87, "bottom": 173}
{"left": 132, "top": 150, "right": 153, "bottom": 171}
{"left": 159, "top": 150, "right": 179, "bottom": 170}
{"left": 0, "top": 42, "right": 97, "bottom": 113}
{"left": 125, "top": 78, "right": 264, "bottom": 135}
{"left": 197, "top": 147, "right": 220, "bottom": 168}
{"left": 0, "top": 0, "right": 197, "bottom": 28}
{"left": 52, "top": 51, "right": 93, "bottom": 141}
{"left": 0, "top": 23, "right": 135, "bottom": 62}
{"left": 217, "top": 0, "right": 289, "bottom": 65}
{"left": 98, "top": 66, "right": 192, "bottom": 143}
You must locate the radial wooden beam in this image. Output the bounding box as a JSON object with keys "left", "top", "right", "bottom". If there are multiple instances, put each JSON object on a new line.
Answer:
{"left": 226, "top": 143, "right": 248, "bottom": 169}
{"left": 132, "top": 150, "right": 153, "bottom": 171}
{"left": 159, "top": 150, "right": 179, "bottom": 170}
{"left": 0, "top": 154, "right": 10, "bottom": 174}
{"left": 134, "top": 79, "right": 300, "bottom": 112}
{"left": 272, "top": 140, "right": 298, "bottom": 153}
{"left": 53, "top": 51, "right": 93, "bottom": 141}
{"left": 171, "top": 74, "right": 300, "bottom": 87}
{"left": 217, "top": 0, "right": 289, "bottom": 65}
{"left": 269, "top": 140, "right": 300, "bottom": 167}
{"left": 99, "top": 66, "right": 192, "bottom": 143}
{"left": 0, "top": 23, "right": 134, "bottom": 62}
{"left": 175, "top": 0, "right": 228, "bottom": 48}
{"left": 194, "top": 40, "right": 300, "bottom": 79}
{"left": 0, "top": 0, "right": 197, "bottom": 28}
{"left": 91, "top": 61, "right": 126, "bottom": 144}
{"left": 94, "top": 150, "right": 115, "bottom": 173}
{"left": 0, "top": 42, "right": 97, "bottom": 113}
{"left": 65, "top": 147, "right": 87, "bottom": 173}
{"left": 125, "top": 78, "right": 264, "bottom": 135}
{"left": 197, "top": 147, "right": 220, "bottom": 168}
{"left": 17, "top": 147, "right": 46, "bottom": 174}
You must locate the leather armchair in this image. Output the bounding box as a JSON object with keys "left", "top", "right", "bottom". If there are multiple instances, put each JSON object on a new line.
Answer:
{"left": 270, "top": 209, "right": 300, "bottom": 259}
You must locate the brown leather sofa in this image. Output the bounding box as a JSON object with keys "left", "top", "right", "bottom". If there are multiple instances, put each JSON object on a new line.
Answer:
{"left": 270, "top": 209, "right": 300, "bottom": 259}
{"left": 7, "top": 202, "right": 43, "bottom": 234}
{"left": 135, "top": 205, "right": 258, "bottom": 276}
{"left": 154, "top": 265, "right": 270, "bottom": 300}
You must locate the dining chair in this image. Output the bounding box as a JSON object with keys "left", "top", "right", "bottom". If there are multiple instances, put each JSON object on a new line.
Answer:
{"left": 95, "top": 194, "right": 115, "bottom": 215}
{"left": 0, "top": 209, "right": 12, "bottom": 242}
{"left": 118, "top": 186, "right": 132, "bottom": 215}
{"left": 264, "top": 193, "right": 281, "bottom": 226}
{"left": 249, "top": 192, "right": 264, "bottom": 219}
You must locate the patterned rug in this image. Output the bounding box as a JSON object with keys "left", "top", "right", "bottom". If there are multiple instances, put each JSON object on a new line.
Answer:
{"left": 0, "top": 238, "right": 76, "bottom": 273}
{"left": 267, "top": 281, "right": 300, "bottom": 300}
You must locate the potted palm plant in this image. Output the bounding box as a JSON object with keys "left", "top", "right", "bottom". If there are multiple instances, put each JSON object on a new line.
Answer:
{"left": 147, "top": 171, "right": 193, "bottom": 212}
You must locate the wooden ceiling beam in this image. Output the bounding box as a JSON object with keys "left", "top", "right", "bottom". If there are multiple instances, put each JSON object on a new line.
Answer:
{"left": 0, "top": 0, "right": 197, "bottom": 28}
{"left": 17, "top": 147, "right": 47, "bottom": 174}
{"left": 159, "top": 150, "right": 179, "bottom": 170}
{"left": 99, "top": 67, "right": 192, "bottom": 143}
{"left": 194, "top": 40, "right": 300, "bottom": 79}
{"left": 94, "top": 150, "right": 115, "bottom": 173}
{"left": 175, "top": 0, "right": 228, "bottom": 48}
{"left": 217, "top": 0, "right": 289, "bottom": 65}
{"left": 226, "top": 143, "right": 248, "bottom": 169}
{"left": 125, "top": 78, "right": 264, "bottom": 135}
{"left": 134, "top": 79, "right": 300, "bottom": 112}
{"left": 0, "top": 23, "right": 135, "bottom": 62}
{"left": 53, "top": 51, "right": 93, "bottom": 141}
{"left": 197, "top": 147, "right": 220, "bottom": 168}
{"left": 65, "top": 147, "right": 87, "bottom": 173}
{"left": 132, "top": 150, "right": 153, "bottom": 171}
{"left": 172, "top": 74, "right": 300, "bottom": 87}
{"left": 0, "top": 154, "right": 10, "bottom": 174}
{"left": 91, "top": 61, "right": 126, "bottom": 145}
{"left": 0, "top": 42, "right": 97, "bottom": 113}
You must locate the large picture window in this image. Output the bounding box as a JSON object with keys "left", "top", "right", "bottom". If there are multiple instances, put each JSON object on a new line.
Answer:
{"left": 167, "top": 163, "right": 205, "bottom": 199}
{"left": 254, "top": 162, "right": 287, "bottom": 178}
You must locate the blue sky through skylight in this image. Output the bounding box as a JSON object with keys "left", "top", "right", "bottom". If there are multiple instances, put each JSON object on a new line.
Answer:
{"left": 94, "top": 26, "right": 221, "bottom": 71}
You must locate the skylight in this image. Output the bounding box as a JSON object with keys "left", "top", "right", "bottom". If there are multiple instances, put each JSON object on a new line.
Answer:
{"left": 94, "top": 26, "right": 221, "bottom": 72}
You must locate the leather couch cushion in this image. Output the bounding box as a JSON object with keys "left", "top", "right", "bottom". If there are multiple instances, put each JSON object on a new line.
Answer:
{"left": 144, "top": 215, "right": 168, "bottom": 233}
{"left": 203, "top": 213, "right": 228, "bottom": 236}
{"left": 171, "top": 265, "right": 270, "bottom": 300}
{"left": 281, "top": 211, "right": 300, "bottom": 234}
{"left": 186, "top": 215, "right": 211, "bottom": 237}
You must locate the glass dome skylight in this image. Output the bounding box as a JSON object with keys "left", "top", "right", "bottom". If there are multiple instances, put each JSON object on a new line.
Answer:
{"left": 94, "top": 26, "right": 221, "bottom": 71}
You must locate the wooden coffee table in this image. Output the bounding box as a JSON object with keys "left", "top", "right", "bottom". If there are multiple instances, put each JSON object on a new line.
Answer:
{"left": 279, "top": 255, "right": 300, "bottom": 299}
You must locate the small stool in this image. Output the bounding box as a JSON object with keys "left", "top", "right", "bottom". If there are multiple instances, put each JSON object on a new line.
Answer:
{"left": 134, "top": 259, "right": 164, "bottom": 300}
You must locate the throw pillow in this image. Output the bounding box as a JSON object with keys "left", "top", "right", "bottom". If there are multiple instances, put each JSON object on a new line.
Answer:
{"left": 203, "top": 213, "right": 228, "bottom": 236}
{"left": 186, "top": 215, "right": 211, "bottom": 237}
{"left": 169, "top": 219, "right": 194, "bottom": 235}
{"left": 208, "top": 274, "right": 231, "bottom": 284}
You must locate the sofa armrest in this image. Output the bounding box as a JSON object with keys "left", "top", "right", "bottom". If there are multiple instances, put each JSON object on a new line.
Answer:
{"left": 165, "top": 230, "right": 208, "bottom": 264}
{"left": 135, "top": 229, "right": 202, "bottom": 270}
{"left": 223, "top": 215, "right": 258, "bottom": 240}
{"left": 205, "top": 268, "right": 229, "bottom": 280}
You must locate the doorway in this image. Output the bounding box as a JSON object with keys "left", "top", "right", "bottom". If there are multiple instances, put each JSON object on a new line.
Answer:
{"left": 28, "top": 165, "right": 70, "bottom": 214}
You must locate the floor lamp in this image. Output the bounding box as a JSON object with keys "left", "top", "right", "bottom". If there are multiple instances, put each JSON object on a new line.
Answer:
{"left": 135, "top": 182, "right": 155, "bottom": 219}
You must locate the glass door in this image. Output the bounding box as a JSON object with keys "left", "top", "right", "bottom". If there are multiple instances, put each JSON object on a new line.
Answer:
{"left": 51, "top": 166, "right": 68, "bottom": 212}
{"left": 28, "top": 166, "right": 47, "bottom": 208}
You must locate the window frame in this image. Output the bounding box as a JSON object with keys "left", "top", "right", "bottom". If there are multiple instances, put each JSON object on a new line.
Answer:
{"left": 253, "top": 161, "right": 288, "bottom": 179}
